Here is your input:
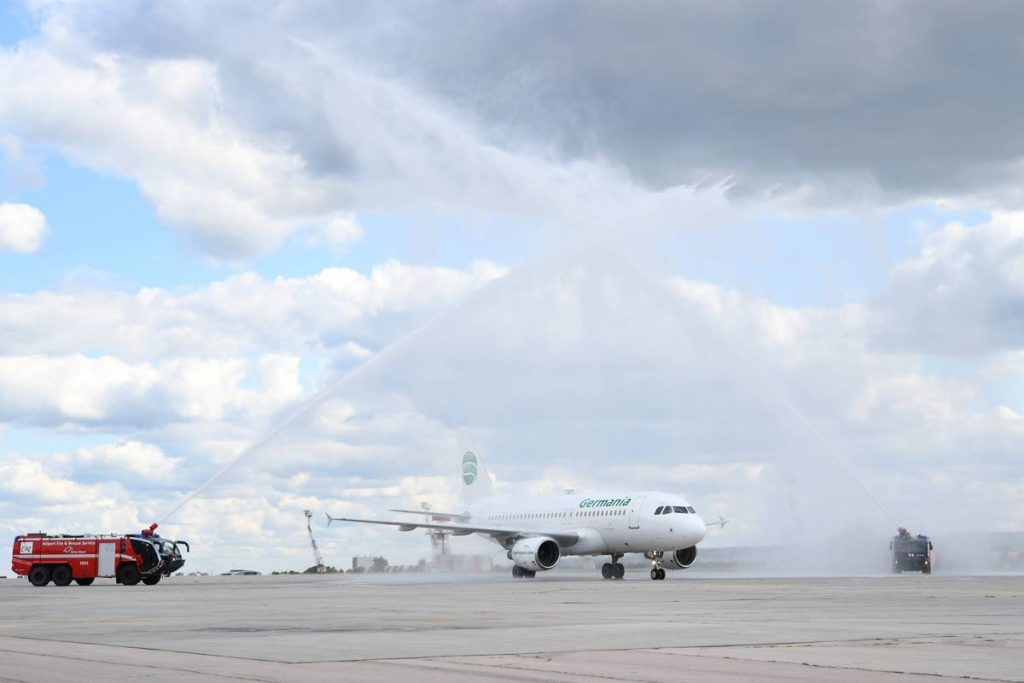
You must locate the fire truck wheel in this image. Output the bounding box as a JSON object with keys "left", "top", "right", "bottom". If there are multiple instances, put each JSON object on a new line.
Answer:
{"left": 142, "top": 574, "right": 162, "bottom": 585}
{"left": 51, "top": 565, "right": 73, "bottom": 587}
{"left": 28, "top": 565, "right": 51, "bottom": 587}
{"left": 118, "top": 563, "right": 141, "bottom": 586}
{"left": 75, "top": 578, "right": 95, "bottom": 586}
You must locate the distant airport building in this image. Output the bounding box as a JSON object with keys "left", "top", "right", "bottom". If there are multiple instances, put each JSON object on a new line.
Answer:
{"left": 351, "top": 556, "right": 378, "bottom": 572}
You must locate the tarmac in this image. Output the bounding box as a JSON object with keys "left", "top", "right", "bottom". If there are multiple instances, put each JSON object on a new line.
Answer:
{"left": 1, "top": 571, "right": 1022, "bottom": 682}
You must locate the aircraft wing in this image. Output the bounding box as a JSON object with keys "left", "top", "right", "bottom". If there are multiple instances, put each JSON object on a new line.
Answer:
{"left": 326, "top": 513, "right": 580, "bottom": 546}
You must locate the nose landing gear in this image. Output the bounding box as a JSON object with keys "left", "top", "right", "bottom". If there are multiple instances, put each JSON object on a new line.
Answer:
{"left": 600, "top": 554, "right": 625, "bottom": 580}
{"left": 645, "top": 551, "right": 667, "bottom": 580}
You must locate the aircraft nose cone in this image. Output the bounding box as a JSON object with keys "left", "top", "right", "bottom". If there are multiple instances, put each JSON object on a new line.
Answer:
{"left": 692, "top": 515, "right": 707, "bottom": 544}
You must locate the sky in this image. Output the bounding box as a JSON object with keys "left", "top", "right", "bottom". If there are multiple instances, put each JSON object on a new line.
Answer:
{"left": 1, "top": 1, "right": 1023, "bottom": 574}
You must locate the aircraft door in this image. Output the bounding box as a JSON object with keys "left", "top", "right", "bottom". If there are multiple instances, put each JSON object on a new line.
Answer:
{"left": 98, "top": 542, "right": 116, "bottom": 576}
{"left": 628, "top": 497, "right": 645, "bottom": 529}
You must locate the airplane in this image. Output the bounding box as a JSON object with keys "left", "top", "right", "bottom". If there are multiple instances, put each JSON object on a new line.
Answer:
{"left": 327, "top": 439, "right": 712, "bottom": 580}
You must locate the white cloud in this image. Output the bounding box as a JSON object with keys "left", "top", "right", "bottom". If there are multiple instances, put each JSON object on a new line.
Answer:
{"left": 0, "top": 354, "right": 302, "bottom": 427}
{"left": 0, "top": 260, "right": 508, "bottom": 360}
{"left": 0, "top": 202, "right": 46, "bottom": 252}
{"left": 307, "top": 212, "right": 364, "bottom": 251}
{"left": 875, "top": 211, "right": 1024, "bottom": 353}
{"left": 0, "top": 43, "right": 342, "bottom": 258}
{"left": 0, "top": 9, "right": 740, "bottom": 259}
{"left": 0, "top": 455, "right": 98, "bottom": 503}
{"left": 68, "top": 439, "right": 180, "bottom": 482}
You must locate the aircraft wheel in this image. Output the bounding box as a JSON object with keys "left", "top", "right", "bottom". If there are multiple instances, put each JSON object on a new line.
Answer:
{"left": 657, "top": 568, "right": 666, "bottom": 580}
{"left": 613, "top": 563, "right": 625, "bottom": 580}
{"left": 601, "top": 563, "right": 613, "bottom": 579}
{"left": 512, "top": 565, "right": 523, "bottom": 578}
{"left": 650, "top": 568, "right": 659, "bottom": 581}
{"left": 29, "top": 565, "right": 52, "bottom": 587}
{"left": 75, "top": 578, "right": 95, "bottom": 586}
{"left": 524, "top": 570, "right": 536, "bottom": 578}
{"left": 51, "top": 565, "right": 73, "bottom": 587}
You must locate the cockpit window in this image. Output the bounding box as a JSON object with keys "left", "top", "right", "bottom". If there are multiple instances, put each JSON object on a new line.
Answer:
{"left": 673, "top": 506, "right": 687, "bottom": 514}
{"left": 687, "top": 506, "right": 695, "bottom": 513}
{"left": 654, "top": 506, "right": 663, "bottom": 515}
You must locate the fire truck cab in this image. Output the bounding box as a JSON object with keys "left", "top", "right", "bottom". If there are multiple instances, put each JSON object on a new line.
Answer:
{"left": 131, "top": 524, "right": 189, "bottom": 577}
{"left": 11, "top": 532, "right": 166, "bottom": 587}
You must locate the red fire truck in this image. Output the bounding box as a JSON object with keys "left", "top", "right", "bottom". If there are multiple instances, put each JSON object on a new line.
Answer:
{"left": 11, "top": 530, "right": 166, "bottom": 586}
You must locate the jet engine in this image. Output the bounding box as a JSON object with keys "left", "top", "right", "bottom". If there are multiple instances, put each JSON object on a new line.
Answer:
{"left": 665, "top": 546, "right": 698, "bottom": 570}
{"left": 510, "top": 536, "right": 561, "bottom": 571}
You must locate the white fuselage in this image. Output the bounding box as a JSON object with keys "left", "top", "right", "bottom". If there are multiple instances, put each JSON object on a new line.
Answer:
{"left": 466, "top": 491, "right": 706, "bottom": 556}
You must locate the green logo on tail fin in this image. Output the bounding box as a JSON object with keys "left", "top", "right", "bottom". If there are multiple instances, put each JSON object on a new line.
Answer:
{"left": 462, "top": 451, "right": 478, "bottom": 485}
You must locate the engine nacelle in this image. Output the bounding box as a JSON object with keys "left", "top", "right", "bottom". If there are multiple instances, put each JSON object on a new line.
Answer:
{"left": 665, "top": 546, "right": 697, "bottom": 570}
{"left": 511, "top": 536, "right": 561, "bottom": 571}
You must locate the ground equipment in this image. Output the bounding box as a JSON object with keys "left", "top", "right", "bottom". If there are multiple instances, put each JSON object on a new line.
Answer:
{"left": 891, "top": 527, "right": 933, "bottom": 574}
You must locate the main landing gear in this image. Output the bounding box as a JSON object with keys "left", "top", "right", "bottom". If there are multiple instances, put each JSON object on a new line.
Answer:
{"left": 511, "top": 565, "right": 536, "bottom": 579}
{"left": 646, "top": 551, "right": 666, "bottom": 580}
{"left": 601, "top": 554, "right": 625, "bottom": 580}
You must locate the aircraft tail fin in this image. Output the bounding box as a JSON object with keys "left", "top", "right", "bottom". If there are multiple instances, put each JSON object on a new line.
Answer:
{"left": 457, "top": 429, "right": 494, "bottom": 504}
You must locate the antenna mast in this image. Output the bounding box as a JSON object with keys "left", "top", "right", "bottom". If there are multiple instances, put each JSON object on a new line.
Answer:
{"left": 304, "top": 509, "right": 326, "bottom": 573}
